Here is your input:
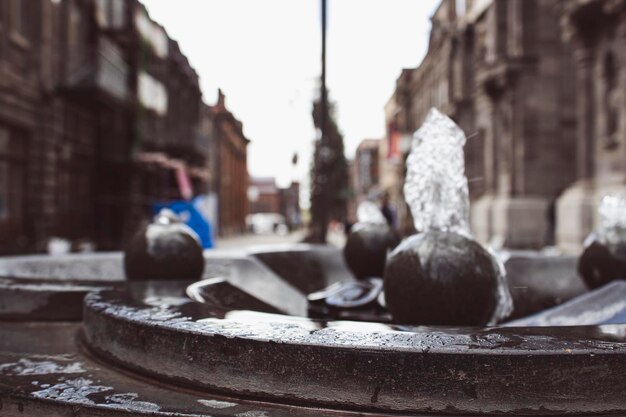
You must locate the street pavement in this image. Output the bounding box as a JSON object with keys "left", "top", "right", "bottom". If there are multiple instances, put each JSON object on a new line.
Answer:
{"left": 215, "top": 228, "right": 347, "bottom": 250}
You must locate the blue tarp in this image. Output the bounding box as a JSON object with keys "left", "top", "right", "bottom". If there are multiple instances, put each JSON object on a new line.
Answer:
{"left": 153, "top": 200, "right": 214, "bottom": 249}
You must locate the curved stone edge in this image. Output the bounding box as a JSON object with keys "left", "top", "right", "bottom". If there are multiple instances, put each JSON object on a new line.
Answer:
{"left": 83, "top": 290, "right": 626, "bottom": 415}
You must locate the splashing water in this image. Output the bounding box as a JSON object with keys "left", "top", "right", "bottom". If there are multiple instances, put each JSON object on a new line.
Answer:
{"left": 404, "top": 108, "right": 512, "bottom": 324}
{"left": 404, "top": 108, "right": 470, "bottom": 236}
{"left": 154, "top": 208, "right": 181, "bottom": 225}
{"left": 599, "top": 193, "right": 626, "bottom": 231}
{"left": 487, "top": 245, "right": 514, "bottom": 325}
{"left": 357, "top": 201, "right": 387, "bottom": 225}
{"left": 587, "top": 193, "right": 626, "bottom": 248}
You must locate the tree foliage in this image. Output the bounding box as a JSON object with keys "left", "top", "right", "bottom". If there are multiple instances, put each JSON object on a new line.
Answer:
{"left": 307, "top": 93, "right": 349, "bottom": 242}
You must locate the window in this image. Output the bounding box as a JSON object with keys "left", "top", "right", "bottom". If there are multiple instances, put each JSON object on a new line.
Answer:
{"left": 111, "top": 0, "right": 125, "bottom": 28}
{"left": 68, "top": 2, "right": 82, "bottom": 49}
{"left": 11, "top": 0, "right": 27, "bottom": 38}
{"left": 456, "top": 0, "right": 466, "bottom": 18}
{"left": 604, "top": 52, "right": 618, "bottom": 137}
{"left": 95, "top": 0, "right": 126, "bottom": 29}
{"left": 66, "top": 3, "right": 91, "bottom": 77}
{"left": 0, "top": 129, "right": 8, "bottom": 219}
{"left": 0, "top": 126, "right": 26, "bottom": 222}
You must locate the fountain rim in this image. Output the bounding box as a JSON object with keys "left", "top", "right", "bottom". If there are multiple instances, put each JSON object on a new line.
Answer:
{"left": 2, "top": 249, "right": 626, "bottom": 414}
{"left": 81, "top": 288, "right": 626, "bottom": 414}
{"left": 83, "top": 288, "right": 626, "bottom": 355}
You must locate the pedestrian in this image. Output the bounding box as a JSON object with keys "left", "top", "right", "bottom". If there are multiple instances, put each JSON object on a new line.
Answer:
{"left": 380, "top": 192, "right": 396, "bottom": 228}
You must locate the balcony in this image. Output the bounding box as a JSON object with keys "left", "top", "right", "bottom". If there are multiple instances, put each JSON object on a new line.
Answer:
{"left": 63, "top": 37, "right": 129, "bottom": 102}
{"left": 194, "top": 131, "right": 210, "bottom": 154}
{"left": 156, "top": 130, "right": 209, "bottom": 166}
{"left": 95, "top": 0, "right": 127, "bottom": 31}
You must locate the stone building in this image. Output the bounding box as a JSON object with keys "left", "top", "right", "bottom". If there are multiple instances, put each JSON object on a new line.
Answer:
{"left": 386, "top": 0, "right": 579, "bottom": 249}
{"left": 353, "top": 139, "right": 381, "bottom": 198}
{"left": 203, "top": 92, "right": 249, "bottom": 237}
{"left": 279, "top": 181, "right": 301, "bottom": 228}
{"left": 125, "top": 3, "right": 210, "bottom": 245}
{"left": 248, "top": 177, "right": 280, "bottom": 216}
{"left": 383, "top": 80, "right": 413, "bottom": 233}
{"left": 0, "top": 0, "right": 210, "bottom": 253}
{"left": 555, "top": 0, "right": 626, "bottom": 252}
{"left": 248, "top": 177, "right": 301, "bottom": 229}
{"left": 347, "top": 140, "right": 375, "bottom": 223}
{"left": 348, "top": 138, "right": 403, "bottom": 226}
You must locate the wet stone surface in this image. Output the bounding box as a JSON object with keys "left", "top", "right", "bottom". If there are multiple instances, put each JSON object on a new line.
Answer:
{"left": 2, "top": 246, "right": 626, "bottom": 415}
{"left": 507, "top": 281, "right": 626, "bottom": 327}
{"left": 0, "top": 323, "right": 352, "bottom": 416}
{"left": 0, "top": 275, "right": 119, "bottom": 321}
{"left": 383, "top": 231, "right": 501, "bottom": 326}
{"left": 307, "top": 278, "right": 390, "bottom": 322}
{"left": 252, "top": 244, "right": 353, "bottom": 294}
{"left": 0, "top": 249, "right": 309, "bottom": 320}
{"left": 187, "top": 278, "right": 283, "bottom": 314}
{"left": 0, "top": 252, "right": 127, "bottom": 281}
{"left": 504, "top": 253, "right": 587, "bottom": 320}
{"left": 77, "top": 285, "right": 626, "bottom": 414}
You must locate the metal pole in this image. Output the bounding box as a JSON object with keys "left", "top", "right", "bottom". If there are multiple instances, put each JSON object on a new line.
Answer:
{"left": 318, "top": 0, "right": 329, "bottom": 242}
{"left": 304, "top": 0, "right": 330, "bottom": 244}
{"left": 321, "top": 0, "right": 327, "bottom": 139}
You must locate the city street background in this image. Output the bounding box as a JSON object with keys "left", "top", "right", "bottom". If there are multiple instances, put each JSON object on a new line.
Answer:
{"left": 0, "top": 0, "right": 624, "bottom": 254}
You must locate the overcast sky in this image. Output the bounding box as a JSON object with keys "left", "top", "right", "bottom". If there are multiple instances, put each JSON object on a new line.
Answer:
{"left": 142, "top": 0, "right": 439, "bottom": 205}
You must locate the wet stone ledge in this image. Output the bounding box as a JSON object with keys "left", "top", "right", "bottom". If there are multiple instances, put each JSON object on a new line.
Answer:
{"left": 82, "top": 286, "right": 626, "bottom": 415}
{"left": 1, "top": 247, "right": 626, "bottom": 415}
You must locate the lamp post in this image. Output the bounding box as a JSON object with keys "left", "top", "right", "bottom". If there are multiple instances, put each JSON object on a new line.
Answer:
{"left": 307, "top": 0, "right": 330, "bottom": 243}
{"left": 320, "top": 0, "right": 327, "bottom": 140}
{"left": 318, "top": 0, "right": 329, "bottom": 242}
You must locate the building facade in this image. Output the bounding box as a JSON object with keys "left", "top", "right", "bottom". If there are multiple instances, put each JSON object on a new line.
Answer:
{"left": 555, "top": 0, "right": 626, "bottom": 252}
{"left": 248, "top": 177, "right": 280, "bottom": 215}
{"left": 248, "top": 177, "right": 301, "bottom": 229}
{"left": 279, "top": 181, "right": 301, "bottom": 228}
{"left": 0, "top": 0, "right": 211, "bottom": 253}
{"left": 203, "top": 92, "right": 249, "bottom": 237}
{"left": 353, "top": 139, "right": 381, "bottom": 199}
{"left": 386, "top": 0, "right": 581, "bottom": 249}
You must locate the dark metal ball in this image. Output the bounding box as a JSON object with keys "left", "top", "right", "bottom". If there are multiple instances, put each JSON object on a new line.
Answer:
{"left": 578, "top": 229, "right": 626, "bottom": 289}
{"left": 124, "top": 217, "right": 205, "bottom": 281}
{"left": 383, "top": 231, "right": 500, "bottom": 326}
{"left": 343, "top": 222, "right": 400, "bottom": 280}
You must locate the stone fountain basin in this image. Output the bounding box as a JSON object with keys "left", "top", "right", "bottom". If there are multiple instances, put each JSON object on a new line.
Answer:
{"left": 82, "top": 284, "right": 626, "bottom": 415}
{"left": 2, "top": 245, "right": 624, "bottom": 415}
{"left": 0, "top": 246, "right": 585, "bottom": 320}
{"left": 0, "top": 246, "right": 345, "bottom": 320}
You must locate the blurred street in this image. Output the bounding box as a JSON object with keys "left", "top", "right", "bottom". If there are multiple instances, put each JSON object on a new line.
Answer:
{"left": 1, "top": 0, "right": 624, "bottom": 256}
